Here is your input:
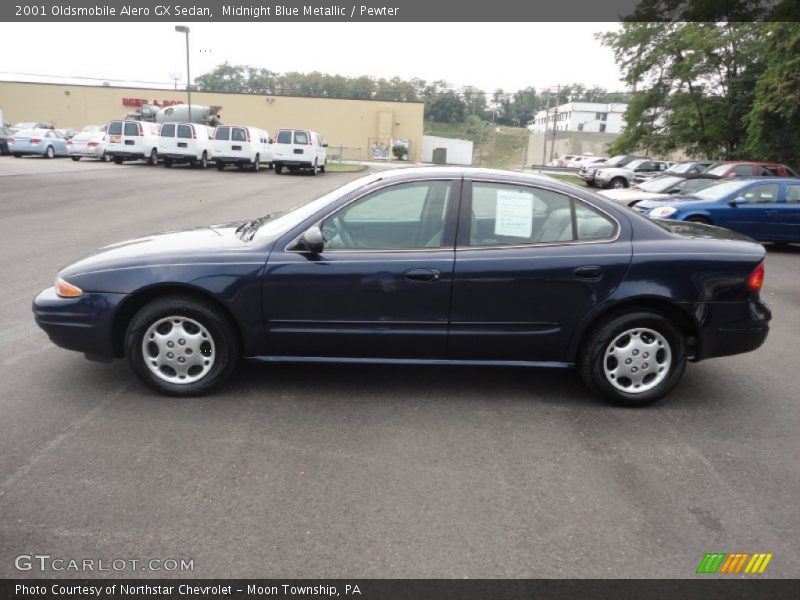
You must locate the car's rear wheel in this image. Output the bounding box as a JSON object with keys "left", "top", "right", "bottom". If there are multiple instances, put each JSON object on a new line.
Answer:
{"left": 102, "top": 152, "right": 112, "bottom": 162}
{"left": 125, "top": 295, "right": 239, "bottom": 396}
{"left": 310, "top": 159, "right": 318, "bottom": 176}
{"left": 71, "top": 156, "right": 80, "bottom": 162}
{"left": 113, "top": 157, "right": 124, "bottom": 165}
{"left": 216, "top": 161, "right": 225, "bottom": 171}
{"left": 45, "top": 146, "right": 55, "bottom": 159}
{"left": 274, "top": 163, "right": 283, "bottom": 174}
{"left": 148, "top": 148, "right": 158, "bottom": 166}
{"left": 252, "top": 154, "right": 260, "bottom": 172}
{"left": 163, "top": 158, "right": 173, "bottom": 168}
{"left": 579, "top": 310, "right": 686, "bottom": 406}
{"left": 609, "top": 177, "right": 627, "bottom": 189}
{"left": 199, "top": 152, "right": 208, "bottom": 169}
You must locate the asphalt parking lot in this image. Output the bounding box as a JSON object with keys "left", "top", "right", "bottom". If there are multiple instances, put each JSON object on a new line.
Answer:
{"left": 1, "top": 157, "right": 799, "bottom": 579}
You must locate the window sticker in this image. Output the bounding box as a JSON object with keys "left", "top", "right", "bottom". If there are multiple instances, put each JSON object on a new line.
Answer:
{"left": 494, "top": 190, "right": 534, "bottom": 237}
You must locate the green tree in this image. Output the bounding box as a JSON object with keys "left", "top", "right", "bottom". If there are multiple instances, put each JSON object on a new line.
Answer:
{"left": 427, "top": 91, "right": 466, "bottom": 123}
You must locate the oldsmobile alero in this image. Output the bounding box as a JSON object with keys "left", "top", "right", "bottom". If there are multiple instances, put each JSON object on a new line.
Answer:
{"left": 33, "top": 168, "right": 771, "bottom": 405}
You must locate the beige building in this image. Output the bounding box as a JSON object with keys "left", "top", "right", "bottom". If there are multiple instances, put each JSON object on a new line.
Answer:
{"left": 0, "top": 81, "right": 424, "bottom": 161}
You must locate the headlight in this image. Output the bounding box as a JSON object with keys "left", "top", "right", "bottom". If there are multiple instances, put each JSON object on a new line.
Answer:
{"left": 55, "top": 277, "right": 83, "bottom": 298}
{"left": 648, "top": 206, "right": 678, "bottom": 218}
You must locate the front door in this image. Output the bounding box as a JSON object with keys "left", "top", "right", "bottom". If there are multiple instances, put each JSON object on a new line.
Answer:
{"left": 717, "top": 181, "right": 782, "bottom": 240}
{"left": 262, "top": 178, "right": 460, "bottom": 358}
{"left": 449, "top": 180, "right": 631, "bottom": 362}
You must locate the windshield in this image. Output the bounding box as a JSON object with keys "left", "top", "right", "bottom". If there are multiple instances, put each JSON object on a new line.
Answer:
{"left": 666, "top": 162, "right": 694, "bottom": 174}
{"left": 705, "top": 163, "right": 732, "bottom": 176}
{"left": 603, "top": 155, "right": 627, "bottom": 166}
{"left": 636, "top": 176, "right": 684, "bottom": 192}
{"left": 692, "top": 179, "right": 750, "bottom": 201}
{"left": 254, "top": 174, "right": 379, "bottom": 239}
{"left": 625, "top": 159, "right": 647, "bottom": 170}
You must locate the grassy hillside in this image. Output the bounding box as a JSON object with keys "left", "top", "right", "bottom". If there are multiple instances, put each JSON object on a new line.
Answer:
{"left": 423, "top": 120, "right": 530, "bottom": 170}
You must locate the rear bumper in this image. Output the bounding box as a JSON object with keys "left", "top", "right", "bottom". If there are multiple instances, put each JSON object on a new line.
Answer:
{"left": 215, "top": 155, "right": 255, "bottom": 164}
{"left": 9, "top": 148, "right": 46, "bottom": 156}
{"left": 33, "top": 287, "right": 128, "bottom": 361}
{"left": 693, "top": 299, "right": 771, "bottom": 361}
{"left": 162, "top": 152, "right": 198, "bottom": 161}
{"left": 274, "top": 159, "right": 313, "bottom": 168}
{"left": 108, "top": 150, "right": 145, "bottom": 160}
{"left": 69, "top": 148, "right": 104, "bottom": 158}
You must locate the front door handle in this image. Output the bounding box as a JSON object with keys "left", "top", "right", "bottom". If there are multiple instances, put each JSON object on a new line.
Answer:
{"left": 573, "top": 265, "right": 603, "bottom": 280}
{"left": 405, "top": 268, "right": 440, "bottom": 282}
{"left": 763, "top": 210, "right": 778, "bottom": 215}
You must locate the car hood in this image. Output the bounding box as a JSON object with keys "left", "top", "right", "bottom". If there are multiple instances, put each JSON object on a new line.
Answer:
{"left": 635, "top": 195, "right": 704, "bottom": 210}
{"left": 59, "top": 222, "right": 262, "bottom": 278}
{"left": 599, "top": 189, "right": 668, "bottom": 203}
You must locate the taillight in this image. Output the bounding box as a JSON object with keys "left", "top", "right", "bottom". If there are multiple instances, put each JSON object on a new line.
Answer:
{"left": 87, "top": 141, "right": 99, "bottom": 148}
{"left": 7, "top": 137, "right": 14, "bottom": 143}
{"left": 747, "top": 262, "right": 765, "bottom": 292}
{"left": 192, "top": 126, "right": 197, "bottom": 139}
{"left": 30, "top": 138, "right": 41, "bottom": 144}
{"left": 137, "top": 123, "right": 144, "bottom": 136}
{"left": 67, "top": 139, "right": 73, "bottom": 145}
{"left": 245, "top": 130, "right": 251, "bottom": 142}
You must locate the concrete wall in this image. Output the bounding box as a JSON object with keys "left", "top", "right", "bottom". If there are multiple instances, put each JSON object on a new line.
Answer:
{"left": 421, "top": 135, "right": 474, "bottom": 165}
{"left": 528, "top": 131, "right": 622, "bottom": 165}
{"left": 0, "top": 81, "right": 424, "bottom": 161}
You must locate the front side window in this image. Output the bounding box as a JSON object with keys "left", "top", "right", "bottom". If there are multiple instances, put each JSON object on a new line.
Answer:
{"left": 741, "top": 184, "right": 779, "bottom": 204}
{"left": 160, "top": 123, "right": 175, "bottom": 137}
{"left": 468, "top": 183, "right": 616, "bottom": 247}
{"left": 320, "top": 181, "right": 454, "bottom": 250}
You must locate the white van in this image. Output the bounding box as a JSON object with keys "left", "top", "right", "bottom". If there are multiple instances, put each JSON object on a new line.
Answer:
{"left": 211, "top": 125, "right": 272, "bottom": 172}
{"left": 272, "top": 129, "right": 327, "bottom": 175}
{"left": 158, "top": 122, "right": 214, "bottom": 168}
{"left": 106, "top": 120, "right": 161, "bottom": 165}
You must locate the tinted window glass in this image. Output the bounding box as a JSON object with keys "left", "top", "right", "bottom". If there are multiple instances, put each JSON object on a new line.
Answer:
{"left": 231, "top": 128, "right": 247, "bottom": 142}
{"left": 276, "top": 130, "right": 292, "bottom": 143}
{"left": 160, "top": 123, "right": 175, "bottom": 137}
{"left": 469, "top": 183, "right": 573, "bottom": 246}
{"left": 107, "top": 121, "right": 123, "bottom": 136}
{"left": 786, "top": 185, "right": 800, "bottom": 204}
{"left": 321, "top": 181, "right": 453, "bottom": 250}
{"left": 294, "top": 131, "right": 309, "bottom": 144}
{"left": 759, "top": 166, "right": 779, "bottom": 176}
{"left": 734, "top": 165, "right": 753, "bottom": 176}
{"left": 742, "top": 184, "right": 779, "bottom": 204}
{"left": 177, "top": 124, "right": 192, "bottom": 139}
{"left": 574, "top": 201, "right": 616, "bottom": 240}
{"left": 123, "top": 122, "right": 140, "bottom": 136}
{"left": 214, "top": 127, "right": 230, "bottom": 141}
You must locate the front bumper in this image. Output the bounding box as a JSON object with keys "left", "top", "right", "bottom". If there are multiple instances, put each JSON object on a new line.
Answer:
{"left": 33, "top": 287, "right": 128, "bottom": 361}
{"left": 693, "top": 299, "right": 771, "bottom": 361}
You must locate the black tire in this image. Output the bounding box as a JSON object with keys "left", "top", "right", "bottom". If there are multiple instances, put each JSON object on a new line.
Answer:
{"left": 686, "top": 216, "right": 712, "bottom": 225}
{"left": 102, "top": 152, "right": 112, "bottom": 162}
{"left": 274, "top": 163, "right": 283, "bottom": 174}
{"left": 163, "top": 158, "right": 173, "bottom": 168}
{"left": 578, "top": 310, "right": 686, "bottom": 406}
{"left": 252, "top": 153, "right": 260, "bottom": 172}
{"left": 199, "top": 152, "right": 208, "bottom": 169}
{"left": 216, "top": 161, "right": 225, "bottom": 171}
{"left": 13, "top": 154, "right": 22, "bottom": 158}
{"left": 320, "top": 163, "right": 326, "bottom": 173}
{"left": 45, "top": 146, "right": 55, "bottom": 159}
{"left": 113, "top": 157, "right": 124, "bottom": 165}
{"left": 71, "top": 156, "right": 81, "bottom": 162}
{"left": 310, "top": 159, "right": 318, "bottom": 176}
{"left": 609, "top": 177, "right": 627, "bottom": 189}
{"left": 125, "top": 294, "right": 240, "bottom": 397}
{"left": 148, "top": 148, "right": 158, "bottom": 166}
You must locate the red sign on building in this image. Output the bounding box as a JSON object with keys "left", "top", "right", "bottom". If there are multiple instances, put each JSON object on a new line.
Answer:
{"left": 122, "top": 98, "right": 184, "bottom": 107}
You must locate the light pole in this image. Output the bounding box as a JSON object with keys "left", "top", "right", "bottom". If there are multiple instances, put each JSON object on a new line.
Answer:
{"left": 175, "top": 25, "right": 191, "bottom": 123}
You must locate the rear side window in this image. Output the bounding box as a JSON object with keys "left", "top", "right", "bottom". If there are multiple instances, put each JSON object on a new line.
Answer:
{"left": 231, "top": 128, "right": 247, "bottom": 142}
{"left": 160, "top": 123, "right": 175, "bottom": 137}
{"left": 123, "top": 122, "right": 140, "bottom": 136}
{"left": 107, "top": 121, "right": 123, "bottom": 135}
{"left": 214, "top": 127, "right": 230, "bottom": 141}
{"left": 759, "top": 166, "right": 779, "bottom": 176}
{"left": 734, "top": 165, "right": 753, "bottom": 176}
{"left": 468, "top": 183, "right": 616, "bottom": 246}
{"left": 177, "top": 124, "right": 192, "bottom": 139}
{"left": 276, "top": 130, "right": 292, "bottom": 143}
{"left": 786, "top": 184, "right": 800, "bottom": 204}
{"left": 294, "top": 131, "right": 309, "bottom": 145}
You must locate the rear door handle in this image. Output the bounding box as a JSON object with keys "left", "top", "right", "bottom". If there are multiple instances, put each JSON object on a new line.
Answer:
{"left": 405, "top": 268, "right": 440, "bottom": 282}
{"left": 573, "top": 265, "right": 603, "bottom": 280}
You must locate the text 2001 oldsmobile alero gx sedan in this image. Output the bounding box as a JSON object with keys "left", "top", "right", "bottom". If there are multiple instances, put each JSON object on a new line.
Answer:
{"left": 33, "top": 168, "right": 771, "bottom": 406}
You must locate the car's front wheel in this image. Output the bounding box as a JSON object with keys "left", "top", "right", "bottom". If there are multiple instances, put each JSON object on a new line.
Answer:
{"left": 579, "top": 310, "right": 686, "bottom": 406}
{"left": 609, "top": 176, "right": 627, "bottom": 189}
{"left": 125, "top": 295, "right": 239, "bottom": 396}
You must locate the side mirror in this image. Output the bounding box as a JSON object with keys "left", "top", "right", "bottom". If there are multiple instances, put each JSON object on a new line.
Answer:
{"left": 300, "top": 226, "right": 324, "bottom": 253}
{"left": 728, "top": 196, "right": 746, "bottom": 206}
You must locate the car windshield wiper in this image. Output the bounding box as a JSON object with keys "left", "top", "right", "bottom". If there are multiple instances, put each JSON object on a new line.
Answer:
{"left": 235, "top": 212, "right": 282, "bottom": 241}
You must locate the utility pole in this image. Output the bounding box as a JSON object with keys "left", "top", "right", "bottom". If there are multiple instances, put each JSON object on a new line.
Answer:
{"left": 549, "top": 83, "right": 560, "bottom": 163}
{"left": 175, "top": 26, "right": 192, "bottom": 123}
{"left": 541, "top": 89, "right": 550, "bottom": 167}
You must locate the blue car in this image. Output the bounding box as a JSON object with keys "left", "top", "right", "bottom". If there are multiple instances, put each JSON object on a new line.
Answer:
{"left": 636, "top": 178, "right": 800, "bottom": 243}
{"left": 33, "top": 168, "right": 771, "bottom": 406}
{"left": 8, "top": 128, "right": 69, "bottom": 158}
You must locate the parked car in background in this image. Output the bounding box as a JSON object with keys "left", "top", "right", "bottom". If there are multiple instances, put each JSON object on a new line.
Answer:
{"left": 594, "top": 159, "right": 672, "bottom": 189}
{"left": 13, "top": 121, "right": 54, "bottom": 130}
{"left": 33, "top": 167, "right": 771, "bottom": 406}
{"left": 158, "top": 122, "right": 214, "bottom": 168}
{"left": 0, "top": 126, "right": 14, "bottom": 155}
{"left": 566, "top": 154, "right": 598, "bottom": 168}
{"left": 633, "top": 159, "right": 711, "bottom": 184}
{"left": 57, "top": 128, "right": 77, "bottom": 140}
{"left": 580, "top": 154, "right": 644, "bottom": 186}
{"left": 599, "top": 174, "right": 722, "bottom": 207}
{"left": 704, "top": 162, "right": 799, "bottom": 179}
{"left": 68, "top": 130, "right": 110, "bottom": 162}
{"left": 636, "top": 178, "right": 800, "bottom": 243}
{"left": 557, "top": 154, "right": 575, "bottom": 167}
{"left": 212, "top": 125, "right": 272, "bottom": 172}
{"left": 8, "top": 128, "right": 68, "bottom": 158}
{"left": 81, "top": 125, "right": 106, "bottom": 133}
{"left": 273, "top": 128, "right": 327, "bottom": 175}
{"left": 105, "top": 120, "right": 161, "bottom": 165}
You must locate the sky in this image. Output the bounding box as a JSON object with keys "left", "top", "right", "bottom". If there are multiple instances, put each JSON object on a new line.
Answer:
{"left": 0, "top": 22, "right": 624, "bottom": 93}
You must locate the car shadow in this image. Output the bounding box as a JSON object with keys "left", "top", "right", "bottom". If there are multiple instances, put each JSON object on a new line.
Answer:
{"left": 765, "top": 242, "right": 799, "bottom": 254}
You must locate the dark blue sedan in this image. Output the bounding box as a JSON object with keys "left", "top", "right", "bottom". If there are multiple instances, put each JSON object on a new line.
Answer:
{"left": 636, "top": 178, "right": 800, "bottom": 243}
{"left": 33, "top": 168, "right": 771, "bottom": 406}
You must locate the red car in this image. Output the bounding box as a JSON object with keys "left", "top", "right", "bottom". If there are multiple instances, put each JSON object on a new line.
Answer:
{"left": 705, "top": 161, "right": 799, "bottom": 178}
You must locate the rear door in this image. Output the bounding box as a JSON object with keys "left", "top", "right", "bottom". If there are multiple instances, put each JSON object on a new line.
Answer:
{"left": 122, "top": 121, "right": 142, "bottom": 153}
{"left": 775, "top": 182, "right": 800, "bottom": 241}
{"left": 292, "top": 130, "right": 312, "bottom": 162}
{"left": 106, "top": 121, "right": 124, "bottom": 153}
{"left": 212, "top": 126, "right": 230, "bottom": 158}
{"left": 229, "top": 127, "right": 248, "bottom": 160}
{"left": 176, "top": 124, "right": 195, "bottom": 157}
{"left": 273, "top": 129, "right": 293, "bottom": 161}
{"left": 449, "top": 179, "right": 630, "bottom": 362}
{"left": 158, "top": 123, "right": 176, "bottom": 155}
